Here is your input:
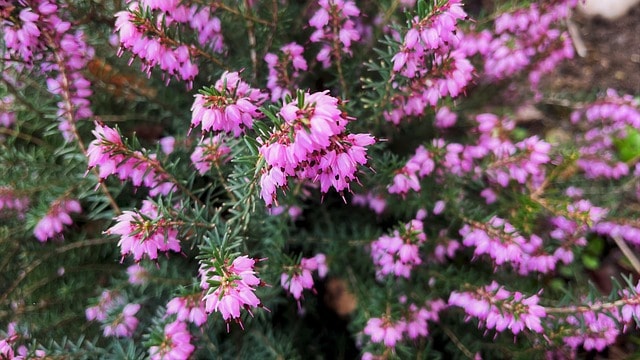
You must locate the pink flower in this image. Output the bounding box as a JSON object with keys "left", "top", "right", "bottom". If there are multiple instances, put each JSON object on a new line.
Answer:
{"left": 86, "top": 290, "right": 124, "bottom": 322}
{"left": 308, "top": 0, "right": 361, "bottom": 67}
{"left": 126, "top": 264, "right": 149, "bottom": 285}
{"left": 103, "top": 303, "right": 140, "bottom": 338}
{"left": 107, "top": 200, "right": 182, "bottom": 262}
{"left": 34, "top": 199, "right": 81, "bottom": 242}
{"left": 363, "top": 317, "right": 406, "bottom": 348}
{"left": 449, "top": 282, "right": 546, "bottom": 336}
{"left": 258, "top": 91, "right": 374, "bottom": 206}
{"left": 371, "top": 213, "right": 426, "bottom": 279}
{"left": 281, "top": 253, "right": 328, "bottom": 306}
{"left": 87, "top": 123, "right": 174, "bottom": 195}
{"left": 166, "top": 294, "right": 208, "bottom": 326}
{"left": 0, "top": 186, "right": 29, "bottom": 219}
{"left": 149, "top": 321, "right": 195, "bottom": 360}
{"left": 265, "top": 43, "right": 308, "bottom": 101}
{"left": 190, "top": 135, "right": 231, "bottom": 175}
{"left": 190, "top": 71, "right": 266, "bottom": 137}
{"left": 201, "top": 255, "right": 266, "bottom": 329}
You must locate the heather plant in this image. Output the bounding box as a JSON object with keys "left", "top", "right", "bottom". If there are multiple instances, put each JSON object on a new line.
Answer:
{"left": 2, "top": 0, "right": 640, "bottom": 359}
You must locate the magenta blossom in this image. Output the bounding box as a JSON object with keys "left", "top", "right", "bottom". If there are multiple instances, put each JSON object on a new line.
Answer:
{"left": 34, "top": 198, "right": 81, "bottom": 242}
{"left": 106, "top": 200, "right": 182, "bottom": 262}
{"left": 166, "top": 294, "right": 208, "bottom": 327}
{"left": 149, "top": 321, "right": 195, "bottom": 360}
{"left": 103, "top": 303, "right": 140, "bottom": 338}
{"left": 281, "top": 253, "right": 328, "bottom": 307}
{"left": 190, "top": 71, "right": 267, "bottom": 137}
{"left": 200, "top": 255, "right": 266, "bottom": 330}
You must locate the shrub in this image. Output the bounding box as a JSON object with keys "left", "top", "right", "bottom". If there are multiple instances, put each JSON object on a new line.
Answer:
{"left": 1, "top": 0, "right": 640, "bottom": 358}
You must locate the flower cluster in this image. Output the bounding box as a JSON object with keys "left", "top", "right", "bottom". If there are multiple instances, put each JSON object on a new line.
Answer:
{"left": 190, "top": 71, "right": 267, "bottom": 137}
{"left": 370, "top": 210, "right": 427, "bottom": 279}
{"left": 2, "top": 0, "right": 94, "bottom": 140}
{"left": 570, "top": 89, "right": 640, "bottom": 179}
{"left": 0, "top": 186, "right": 29, "bottom": 219}
{"left": 200, "top": 255, "right": 266, "bottom": 329}
{"left": 0, "top": 322, "right": 45, "bottom": 359}
{"left": 449, "top": 282, "right": 546, "bottom": 336}
{"left": 281, "top": 253, "right": 328, "bottom": 307}
{"left": 352, "top": 192, "right": 387, "bottom": 215}
{"left": 166, "top": 293, "right": 207, "bottom": 326}
{"left": 363, "top": 299, "right": 446, "bottom": 351}
{"left": 86, "top": 290, "right": 124, "bottom": 323}
{"left": 386, "top": 0, "right": 470, "bottom": 123}
{"left": 126, "top": 264, "right": 149, "bottom": 285}
{"left": 0, "top": 95, "right": 16, "bottom": 127}
{"left": 264, "top": 42, "right": 308, "bottom": 102}
{"left": 190, "top": 134, "right": 231, "bottom": 175}
{"left": 461, "top": 198, "right": 605, "bottom": 275}
{"left": 86, "top": 290, "right": 140, "bottom": 338}
{"left": 388, "top": 145, "right": 434, "bottom": 195}
{"left": 309, "top": 0, "right": 361, "bottom": 67}
{"left": 106, "top": 200, "right": 182, "bottom": 262}
{"left": 103, "top": 303, "right": 141, "bottom": 338}
{"left": 553, "top": 281, "right": 640, "bottom": 353}
{"left": 477, "top": 114, "right": 551, "bottom": 188}
{"left": 86, "top": 122, "right": 174, "bottom": 196}
{"left": 148, "top": 320, "right": 195, "bottom": 360}
{"left": 460, "top": 0, "right": 576, "bottom": 94}
{"left": 114, "top": 1, "right": 224, "bottom": 88}
{"left": 33, "top": 198, "right": 81, "bottom": 242}
{"left": 258, "top": 90, "right": 375, "bottom": 206}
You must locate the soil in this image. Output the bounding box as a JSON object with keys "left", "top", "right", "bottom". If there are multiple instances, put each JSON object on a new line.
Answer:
{"left": 546, "top": 5, "right": 640, "bottom": 96}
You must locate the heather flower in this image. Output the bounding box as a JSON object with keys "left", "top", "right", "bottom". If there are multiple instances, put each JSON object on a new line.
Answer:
{"left": 363, "top": 316, "right": 406, "bottom": 348}
{"left": 190, "top": 135, "right": 231, "bottom": 175}
{"left": 258, "top": 91, "right": 374, "bottom": 206}
{"left": 115, "top": 1, "right": 223, "bottom": 88}
{"left": 33, "top": 198, "right": 81, "bottom": 242}
{"left": 461, "top": 1, "right": 576, "bottom": 94}
{"left": 562, "top": 308, "right": 620, "bottom": 352}
{"left": 200, "top": 255, "right": 266, "bottom": 329}
{"left": 2, "top": 1, "right": 94, "bottom": 139}
{"left": 159, "top": 136, "right": 175, "bottom": 155}
{"left": 126, "top": 264, "right": 149, "bottom": 285}
{"left": 87, "top": 122, "right": 174, "bottom": 196}
{"left": 435, "top": 106, "right": 457, "bottom": 128}
{"left": 570, "top": 89, "right": 640, "bottom": 179}
{"left": 460, "top": 217, "right": 561, "bottom": 274}
{"left": 352, "top": 192, "right": 387, "bottom": 215}
{"left": 308, "top": 0, "right": 361, "bottom": 67}
{"left": 281, "top": 253, "right": 328, "bottom": 306}
{"left": 265, "top": 42, "right": 308, "bottom": 101}
{"left": 0, "top": 186, "right": 29, "bottom": 219}
{"left": 103, "top": 303, "right": 140, "bottom": 338}
{"left": 86, "top": 290, "right": 125, "bottom": 322}
{"left": 0, "top": 95, "right": 16, "bottom": 127}
{"left": 190, "top": 71, "right": 267, "bottom": 136}
{"left": 149, "top": 321, "right": 195, "bottom": 360}
{"left": 371, "top": 212, "right": 426, "bottom": 279}
{"left": 388, "top": 145, "right": 435, "bottom": 196}
{"left": 449, "top": 282, "right": 546, "bottom": 336}
{"left": 166, "top": 293, "right": 208, "bottom": 326}
{"left": 106, "top": 200, "right": 182, "bottom": 262}
{"left": 402, "top": 299, "right": 446, "bottom": 339}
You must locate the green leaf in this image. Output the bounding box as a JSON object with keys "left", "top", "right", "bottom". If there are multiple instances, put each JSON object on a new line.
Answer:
{"left": 582, "top": 255, "right": 600, "bottom": 270}
{"left": 614, "top": 126, "right": 640, "bottom": 162}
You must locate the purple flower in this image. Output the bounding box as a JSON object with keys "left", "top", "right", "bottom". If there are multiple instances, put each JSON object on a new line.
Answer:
{"left": 149, "top": 321, "right": 195, "bottom": 360}
{"left": 34, "top": 199, "right": 81, "bottom": 242}
{"left": 200, "top": 255, "right": 266, "bottom": 330}
{"left": 107, "top": 200, "right": 182, "bottom": 262}
{"left": 190, "top": 71, "right": 266, "bottom": 137}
